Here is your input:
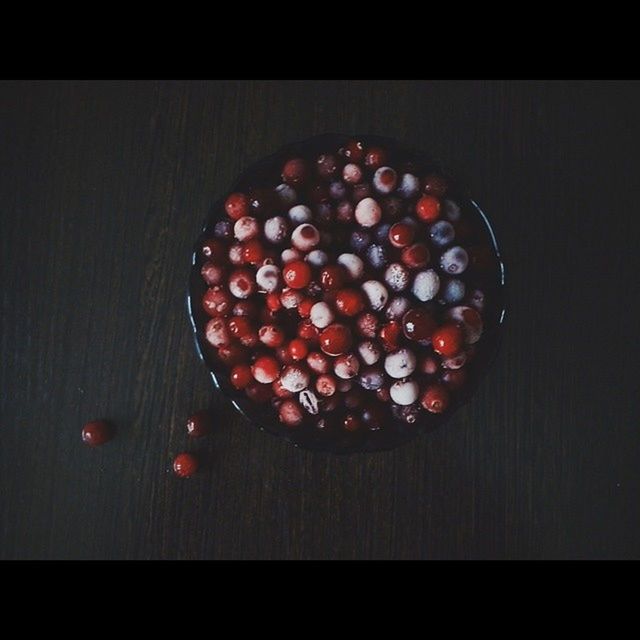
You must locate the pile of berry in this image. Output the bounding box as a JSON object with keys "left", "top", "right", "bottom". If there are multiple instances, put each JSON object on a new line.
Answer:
{"left": 193, "top": 137, "right": 497, "bottom": 447}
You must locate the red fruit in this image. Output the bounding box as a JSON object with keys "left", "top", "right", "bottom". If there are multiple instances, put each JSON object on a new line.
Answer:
{"left": 202, "top": 286, "right": 232, "bottom": 318}
{"left": 280, "top": 287, "right": 304, "bottom": 309}
{"left": 297, "top": 319, "right": 319, "bottom": 343}
{"left": 288, "top": 338, "right": 309, "bottom": 361}
{"left": 242, "top": 239, "right": 265, "bottom": 264}
{"left": 283, "top": 260, "right": 312, "bottom": 289}
{"left": 342, "top": 139, "right": 365, "bottom": 163}
{"left": 378, "top": 321, "right": 402, "bottom": 351}
{"left": 335, "top": 289, "right": 365, "bottom": 317}
{"left": 173, "top": 452, "right": 199, "bottom": 478}
{"left": 278, "top": 399, "right": 304, "bottom": 427}
{"left": 282, "top": 158, "right": 308, "bottom": 185}
{"left": 266, "top": 292, "right": 281, "bottom": 311}
{"left": 205, "top": 317, "right": 231, "bottom": 348}
{"left": 186, "top": 410, "right": 213, "bottom": 437}
{"left": 432, "top": 323, "right": 464, "bottom": 357}
{"left": 272, "top": 378, "right": 293, "bottom": 398}
{"left": 419, "top": 355, "right": 439, "bottom": 375}
{"left": 252, "top": 355, "right": 281, "bottom": 384}
{"left": 225, "top": 193, "right": 249, "bottom": 220}
{"left": 315, "top": 374, "right": 337, "bottom": 397}
{"left": 416, "top": 195, "right": 441, "bottom": 223}
{"left": 401, "top": 243, "right": 430, "bottom": 269}
{"left": 388, "top": 222, "right": 415, "bottom": 248}
{"left": 356, "top": 312, "right": 379, "bottom": 338}
{"left": 245, "top": 381, "right": 273, "bottom": 403}
{"left": 319, "top": 323, "right": 353, "bottom": 356}
{"left": 230, "top": 364, "right": 253, "bottom": 390}
{"left": 201, "top": 238, "right": 226, "bottom": 262}
{"left": 306, "top": 351, "right": 330, "bottom": 374}
{"left": 320, "top": 265, "right": 346, "bottom": 291}
{"left": 259, "top": 324, "right": 285, "bottom": 348}
{"left": 316, "top": 153, "right": 339, "bottom": 179}
{"left": 422, "top": 174, "right": 448, "bottom": 197}
{"left": 81, "top": 420, "right": 114, "bottom": 447}
{"left": 441, "top": 368, "right": 467, "bottom": 390}
{"left": 298, "top": 298, "right": 314, "bottom": 318}
{"left": 402, "top": 308, "right": 437, "bottom": 342}
{"left": 228, "top": 243, "right": 244, "bottom": 265}
{"left": 216, "top": 343, "right": 249, "bottom": 366}
{"left": 227, "top": 316, "right": 254, "bottom": 340}
{"left": 376, "top": 386, "right": 391, "bottom": 403}
{"left": 364, "top": 147, "right": 387, "bottom": 170}
{"left": 201, "top": 261, "right": 225, "bottom": 286}
{"left": 343, "top": 414, "right": 362, "bottom": 432}
{"left": 232, "top": 300, "right": 257, "bottom": 317}
{"left": 228, "top": 268, "right": 257, "bottom": 299}
{"left": 421, "top": 384, "right": 450, "bottom": 414}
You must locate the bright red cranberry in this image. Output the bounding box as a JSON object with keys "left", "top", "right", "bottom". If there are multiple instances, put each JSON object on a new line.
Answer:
{"left": 173, "top": 452, "right": 199, "bottom": 478}
{"left": 227, "top": 316, "right": 254, "bottom": 340}
{"left": 401, "top": 243, "right": 430, "bottom": 269}
{"left": 202, "top": 286, "right": 233, "bottom": 318}
{"left": 320, "top": 265, "right": 346, "bottom": 291}
{"left": 402, "top": 308, "right": 437, "bottom": 342}
{"left": 282, "top": 158, "right": 308, "bottom": 185}
{"left": 266, "top": 292, "right": 281, "bottom": 311}
{"left": 343, "top": 414, "right": 362, "bottom": 432}
{"left": 82, "top": 420, "right": 114, "bottom": 447}
{"left": 278, "top": 399, "right": 304, "bottom": 427}
{"left": 241, "top": 239, "right": 265, "bottom": 264}
{"left": 441, "top": 368, "right": 467, "bottom": 390}
{"left": 378, "top": 321, "right": 402, "bottom": 351}
{"left": 416, "top": 195, "right": 441, "bottom": 223}
{"left": 186, "top": 410, "right": 213, "bottom": 437}
{"left": 432, "top": 323, "right": 464, "bottom": 357}
{"left": 245, "top": 381, "right": 273, "bottom": 403}
{"left": 316, "top": 153, "right": 339, "bottom": 179}
{"left": 388, "top": 222, "right": 415, "bottom": 248}
{"left": 201, "top": 261, "right": 225, "bottom": 286}
{"left": 356, "top": 312, "right": 379, "bottom": 338}
{"left": 364, "top": 147, "right": 387, "bottom": 170}
{"left": 259, "top": 324, "right": 285, "bottom": 348}
{"left": 288, "top": 338, "right": 309, "bottom": 361}
{"left": 201, "top": 238, "right": 226, "bottom": 263}
{"left": 252, "top": 355, "right": 281, "bottom": 384}
{"left": 335, "top": 289, "right": 365, "bottom": 317}
{"left": 230, "top": 364, "right": 253, "bottom": 390}
{"left": 421, "top": 384, "right": 450, "bottom": 414}
{"left": 216, "top": 343, "right": 249, "bottom": 366}
{"left": 297, "top": 319, "right": 319, "bottom": 343}
{"left": 283, "top": 260, "right": 312, "bottom": 289}
{"left": 342, "top": 139, "right": 365, "bottom": 163}
{"left": 319, "top": 323, "right": 353, "bottom": 356}
{"left": 422, "top": 173, "right": 448, "bottom": 197}
{"left": 225, "top": 193, "right": 249, "bottom": 220}
{"left": 315, "top": 374, "right": 337, "bottom": 397}
{"left": 298, "top": 298, "right": 314, "bottom": 318}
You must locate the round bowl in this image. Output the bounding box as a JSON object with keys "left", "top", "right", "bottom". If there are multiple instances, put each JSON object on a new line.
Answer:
{"left": 187, "top": 133, "right": 506, "bottom": 453}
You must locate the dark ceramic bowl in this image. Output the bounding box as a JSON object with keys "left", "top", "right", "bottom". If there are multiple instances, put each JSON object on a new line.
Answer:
{"left": 187, "top": 134, "right": 506, "bottom": 453}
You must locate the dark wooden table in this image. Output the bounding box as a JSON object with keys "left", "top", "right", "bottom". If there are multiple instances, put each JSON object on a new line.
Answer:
{"left": 2, "top": 80, "right": 639, "bottom": 560}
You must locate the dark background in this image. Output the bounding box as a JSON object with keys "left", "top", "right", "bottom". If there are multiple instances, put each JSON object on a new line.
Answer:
{"left": 1, "top": 80, "right": 638, "bottom": 560}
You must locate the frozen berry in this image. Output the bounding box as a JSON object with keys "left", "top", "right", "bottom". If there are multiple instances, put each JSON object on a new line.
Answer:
{"left": 412, "top": 269, "right": 440, "bottom": 302}
{"left": 361, "top": 280, "right": 389, "bottom": 311}
{"left": 205, "top": 317, "right": 231, "bottom": 347}
{"left": 335, "top": 289, "right": 365, "bottom": 316}
{"left": 389, "top": 222, "right": 415, "bottom": 248}
{"left": 228, "top": 268, "right": 257, "bottom": 299}
{"left": 356, "top": 312, "right": 379, "bottom": 338}
{"left": 397, "top": 173, "right": 420, "bottom": 199}
{"left": 173, "top": 453, "right": 199, "bottom": 478}
{"left": 384, "top": 348, "right": 417, "bottom": 379}
{"left": 279, "top": 399, "right": 304, "bottom": 427}
{"left": 334, "top": 353, "right": 360, "bottom": 379}
{"left": 291, "top": 224, "right": 320, "bottom": 252}
{"left": 402, "top": 308, "right": 437, "bottom": 342}
{"left": 365, "top": 243, "right": 388, "bottom": 269}
{"left": 440, "top": 246, "right": 469, "bottom": 275}
{"left": 233, "top": 216, "right": 259, "bottom": 242}
{"left": 250, "top": 355, "right": 279, "bottom": 384}
{"left": 280, "top": 365, "right": 311, "bottom": 393}
{"left": 432, "top": 323, "right": 464, "bottom": 357}
{"left": 288, "top": 338, "right": 309, "bottom": 361}
{"left": 202, "top": 286, "right": 232, "bottom": 317}
{"left": 319, "top": 323, "right": 352, "bottom": 356}
{"left": 225, "top": 193, "right": 249, "bottom": 220}
{"left": 228, "top": 243, "right": 244, "bottom": 265}
{"left": 429, "top": 220, "right": 455, "bottom": 247}
{"left": 421, "top": 384, "right": 450, "bottom": 413}
{"left": 230, "top": 364, "right": 253, "bottom": 390}
{"left": 358, "top": 366, "right": 385, "bottom": 391}
{"left": 288, "top": 204, "right": 312, "bottom": 224}
{"left": 400, "top": 243, "right": 430, "bottom": 269}
{"left": 214, "top": 219, "right": 233, "bottom": 240}
{"left": 275, "top": 183, "right": 297, "bottom": 206}
{"left": 335, "top": 200, "right": 353, "bottom": 224}
{"left": 336, "top": 253, "right": 364, "bottom": 281}
{"left": 373, "top": 167, "right": 397, "bottom": 194}
{"left": 329, "top": 180, "right": 347, "bottom": 200}
{"left": 440, "top": 278, "right": 466, "bottom": 304}
{"left": 320, "top": 265, "right": 346, "bottom": 291}
{"left": 317, "top": 154, "right": 339, "bottom": 179}
{"left": 306, "top": 249, "right": 328, "bottom": 267}
{"left": 282, "top": 158, "right": 307, "bottom": 185}
{"left": 201, "top": 262, "right": 225, "bottom": 286}
{"left": 350, "top": 229, "right": 372, "bottom": 252}
{"left": 357, "top": 340, "right": 382, "bottom": 365}
{"left": 263, "top": 216, "right": 288, "bottom": 244}
{"left": 258, "top": 324, "right": 285, "bottom": 348}
{"left": 385, "top": 296, "right": 411, "bottom": 321}
{"left": 389, "top": 379, "right": 419, "bottom": 405}
{"left": 378, "top": 320, "right": 402, "bottom": 351}
{"left": 355, "top": 197, "right": 382, "bottom": 227}
{"left": 343, "top": 163, "right": 363, "bottom": 184}
{"left": 283, "top": 260, "right": 312, "bottom": 289}
{"left": 186, "top": 410, "right": 213, "bottom": 437}
{"left": 82, "top": 420, "right": 114, "bottom": 447}
{"left": 384, "top": 262, "right": 410, "bottom": 292}
{"left": 416, "top": 195, "right": 441, "bottom": 223}
{"left": 446, "top": 306, "right": 483, "bottom": 344}
{"left": 364, "top": 147, "right": 387, "bottom": 170}
{"left": 306, "top": 351, "right": 330, "bottom": 374}
{"left": 315, "top": 374, "right": 337, "bottom": 397}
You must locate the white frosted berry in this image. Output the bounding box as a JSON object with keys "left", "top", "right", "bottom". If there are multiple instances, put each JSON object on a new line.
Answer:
{"left": 361, "top": 280, "right": 389, "bottom": 311}
{"left": 256, "top": 264, "right": 281, "bottom": 293}
{"left": 440, "top": 278, "right": 466, "bottom": 304}
{"left": 337, "top": 253, "right": 364, "bottom": 280}
{"left": 357, "top": 340, "right": 382, "bottom": 365}
{"left": 288, "top": 204, "right": 312, "bottom": 224}
{"left": 412, "top": 269, "right": 440, "bottom": 302}
{"left": 264, "top": 216, "right": 288, "bottom": 244}
{"left": 440, "top": 246, "right": 469, "bottom": 275}
{"left": 310, "top": 301, "right": 334, "bottom": 329}
{"left": 205, "top": 318, "right": 231, "bottom": 348}
{"left": 358, "top": 366, "right": 385, "bottom": 390}
{"left": 228, "top": 243, "right": 243, "bottom": 265}
{"left": 384, "top": 348, "right": 417, "bottom": 379}
{"left": 281, "top": 247, "right": 302, "bottom": 264}
{"left": 306, "top": 249, "right": 328, "bottom": 267}
{"left": 275, "top": 183, "right": 297, "bottom": 206}
{"left": 384, "top": 262, "right": 410, "bottom": 292}
{"left": 385, "top": 296, "right": 411, "bottom": 320}
{"left": 446, "top": 305, "right": 483, "bottom": 344}
{"left": 299, "top": 389, "right": 319, "bottom": 415}
{"left": 397, "top": 173, "right": 420, "bottom": 199}
{"left": 355, "top": 197, "right": 382, "bottom": 227}
{"left": 291, "top": 223, "right": 320, "bottom": 252}
{"left": 444, "top": 199, "right": 461, "bottom": 222}
{"left": 280, "top": 365, "right": 310, "bottom": 393}
{"left": 429, "top": 220, "right": 455, "bottom": 247}
{"left": 233, "top": 216, "right": 259, "bottom": 242}
{"left": 280, "top": 287, "right": 303, "bottom": 309}
{"left": 390, "top": 379, "right": 419, "bottom": 405}
{"left": 343, "top": 163, "right": 363, "bottom": 184}
{"left": 334, "top": 354, "right": 360, "bottom": 379}
{"left": 373, "top": 167, "right": 397, "bottom": 194}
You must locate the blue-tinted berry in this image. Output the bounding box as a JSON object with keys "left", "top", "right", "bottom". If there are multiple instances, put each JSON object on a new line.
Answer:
{"left": 429, "top": 220, "right": 455, "bottom": 247}
{"left": 350, "top": 229, "right": 372, "bottom": 253}
{"left": 366, "top": 244, "right": 388, "bottom": 269}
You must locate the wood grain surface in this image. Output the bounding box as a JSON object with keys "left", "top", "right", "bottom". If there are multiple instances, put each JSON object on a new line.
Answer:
{"left": 1, "top": 80, "right": 639, "bottom": 560}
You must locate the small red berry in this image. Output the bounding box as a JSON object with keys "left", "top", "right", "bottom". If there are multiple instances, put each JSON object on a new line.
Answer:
{"left": 288, "top": 338, "right": 309, "bottom": 361}
{"left": 202, "top": 286, "right": 233, "bottom": 318}
{"left": 401, "top": 243, "right": 430, "bottom": 269}
{"left": 186, "top": 410, "right": 213, "bottom": 437}
{"left": 388, "top": 222, "right": 415, "bottom": 248}
{"left": 315, "top": 374, "right": 337, "bottom": 397}
{"left": 216, "top": 343, "right": 249, "bottom": 366}
{"left": 266, "top": 292, "right": 281, "bottom": 311}
{"left": 364, "top": 147, "right": 387, "bottom": 170}
{"left": 306, "top": 351, "right": 330, "bottom": 374}
{"left": 225, "top": 193, "right": 249, "bottom": 220}
{"left": 335, "top": 289, "right": 365, "bottom": 317}
{"left": 228, "top": 268, "right": 257, "bottom": 299}
{"left": 230, "top": 364, "right": 253, "bottom": 390}
{"left": 201, "top": 261, "right": 225, "bottom": 286}
{"left": 441, "top": 368, "right": 467, "bottom": 390}
{"left": 201, "top": 238, "right": 226, "bottom": 263}
{"left": 320, "top": 265, "right": 346, "bottom": 291}
{"left": 416, "top": 195, "right": 441, "bottom": 223}
{"left": 297, "top": 319, "right": 320, "bottom": 343}
{"left": 173, "top": 452, "right": 199, "bottom": 478}
{"left": 316, "top": 153, "right": 340, "bottom": 179}
{"left": 422, "top": 174, "right": 448, "bottom": 197}
{"left": 242, "top": 239, "right": 265, "bottom": 264}
{"left": 283, "top": 260, "right": 312, "bottom": 289}
{"left": 298, "top": 298, "right": 314, "bottom": 318}
{"left": 258, "top": 324, "right": 285, "bottom": 348}
{"left": 356, "top": 312, "right": 379, "bottom": 338}
{"left": 82, "top": 420, "right": 114, "bottom": 447}
{"left": 227, "top": 316, "right": 254, "bottom": 340}
{"left": 421, "top": 384, "right": 450, "bottom": 414}
{"left": 278, "top": 399, "right": 304, "bottom": 427}
{"left": 402, "top": 308, "right": 437, "bottom": 342}
{"left": 232, "top": 300, "right": 257, "bottom": 317}
{"left": 378, "top": 321, "right": 402, "bottom": 351}
{"left": 282, "top": 158, "right": 308, "bottom": 185}
{"left": 342, "top": 139, "right": 365, "bottom": 163}
{"left": 319, "top": 323, "right": 353, "bottom": 356}
{"left": 432, "top": 323, "right": 464, "bottom": 357}
{"left": 343, "top": 414, "right": 362, "bottom": 432}
{"left": 252, "top": 355, "right": 281, "bottom": 384}
{"left": 272, "top": 378, "right": 293, "bottom": 398}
